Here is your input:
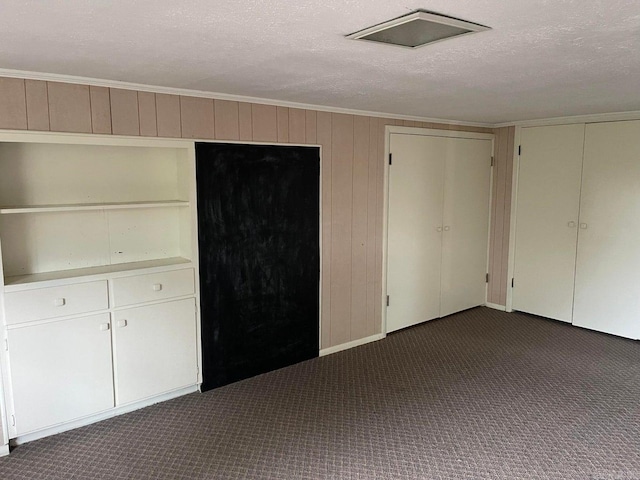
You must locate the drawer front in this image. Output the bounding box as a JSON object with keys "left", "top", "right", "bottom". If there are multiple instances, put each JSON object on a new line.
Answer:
{"left": 112, "top": 268, "right": 195, "bottom": 307}
{"left": 4, "top": 281, "right": 109, "bottom": 325}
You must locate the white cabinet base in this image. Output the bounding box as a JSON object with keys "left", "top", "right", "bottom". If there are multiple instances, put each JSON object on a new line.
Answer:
{"left": 8, "top": 314, "right": 115, "bottom": 436}
{"left": 11, "top": 385, "right": 198, "bottom": 446}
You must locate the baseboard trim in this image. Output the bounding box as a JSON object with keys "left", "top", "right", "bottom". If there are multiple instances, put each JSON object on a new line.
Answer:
{"left": 11, "top": 384, "right": 199, "bottom": 445}
{"left": 0, "top": 444, "right": 9, "bottom": 457}
{"left": 485, "top": 302, "right": 507, "bottom": 311}
{"left": 320, "top": 333, "right": 385, "bottom": 356}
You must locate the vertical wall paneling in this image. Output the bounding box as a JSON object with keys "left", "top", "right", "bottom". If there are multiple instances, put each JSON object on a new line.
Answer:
{"left": 137, "top": 92, "right": 157, "bottom": 137}
{"left": 25, "top": 80, "right": 50, "bottom": 131}
{"left": 89, "top": 86, "right": 112, "bottom": 134}
{"left": 487, "top": 126, "right": 514, "bottom": 306}
{"left": 0, "top": 78, "right": 27, "bottom": 130}
{"left": 238, "top": 102, "right": 253, "bottom": 141}
{"left": 277, "top": 107, "right": 289, "bottom": 143}
{"left": 366, "top": 117, "right": 379, "bottom": 335}
{"left": 288, "top": 108, "right": 306, "bottom": 144}
{"left": 351, "top": 116, "right": 370, "bottom": 339}
{"left": 305, "top": 110, "right": 317, "bottom": 144}
{"left": 214, "top": 100, "right": 240, "bottom": 141}
{"left": 180, "top": 96, "right": 214, "bottom": 139}
{"left": 47, "top": 82, "right": 92, "bottom": 133}
{"left": 251, "top": 104, "right": 277, "bottom": 142}
{"left": 329, "top": 113, "right": 354, "bottom": 345}
{"left": 316, "top": 111, "right": 332, "bottom": 347}
{"left": 110, "top": 89, "right": 140, "bottom": 136}
{"left": 0, "top": 75, "right": 498, "bottom": 349}
{"left": 155, "top": 94, "right": 181, "bottom": 138}
{"left": 489, "top": 128, "right": 507, "bottom": 303}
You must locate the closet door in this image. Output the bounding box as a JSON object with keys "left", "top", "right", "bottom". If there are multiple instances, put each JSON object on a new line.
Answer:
{"left": 440, "top": 138, "right": 492, "bottom": 317}
{"left": 573, "top": 121, "right": 640, "bottom": 339}
{"left": 512, "top": 125, "right": 585, "bottom": 322}
{"left": 386, "top": 134, "right": 445, "bottom": 332}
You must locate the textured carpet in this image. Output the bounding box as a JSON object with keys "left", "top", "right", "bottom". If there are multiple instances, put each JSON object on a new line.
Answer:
{"left": 0, "top": 307, "right": 639, "bottom": 479}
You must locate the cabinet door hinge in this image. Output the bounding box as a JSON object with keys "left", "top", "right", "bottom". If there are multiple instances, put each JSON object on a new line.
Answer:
{"left": 389, "top": 153, "right": 393, "bottom": 165}
{"left": 486, "top": 273, "right": 489, "bottom": 283}
{"left": 518, "top": 145, "right": 522, "bottom": 156}
{"left": 3, "top": 339, "right": 7, "bottom": 351}
{"left": 490, "top": 156, "right": 494, "bottom": 167}
{"left": 386, "top": 295, "right": 390, "bottom": 307}
{"left": 11, "top": 415, "right": 16, "bottom": 427}
{"left": 511, "top": 278, "right": 515, "bottom": 288}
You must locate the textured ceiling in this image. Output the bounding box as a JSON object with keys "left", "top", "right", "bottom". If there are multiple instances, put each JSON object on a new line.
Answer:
{"left": 0, "top": 0, "right": 639, "bottom": 124}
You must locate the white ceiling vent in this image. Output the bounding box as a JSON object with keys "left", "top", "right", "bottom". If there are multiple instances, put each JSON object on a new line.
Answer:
{"left": 346, "top": 10, "right": 490, "bottom": 49}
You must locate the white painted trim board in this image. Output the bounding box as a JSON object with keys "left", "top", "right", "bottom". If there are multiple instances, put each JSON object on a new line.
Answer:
{"left": 320, "top": 333, "right": 385, "bottom": 356}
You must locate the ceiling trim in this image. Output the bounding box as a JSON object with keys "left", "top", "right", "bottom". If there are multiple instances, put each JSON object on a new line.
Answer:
{"left": 494, "top": 110, "right": 640, "bottom": 128}
{"left": 0, "top": 68, "right": 494, "bottom": 128}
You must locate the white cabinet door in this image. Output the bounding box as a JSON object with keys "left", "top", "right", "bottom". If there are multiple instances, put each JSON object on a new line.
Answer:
{"left": 573, "top": 121, "right": 640, "bottom": 339}
{"left": 512, "top": 125, "right": 585, "bottom": 322}
{"left": 112, "top": 298, "right": 198, "bottom": 405}
{"left": 440, "top": 138, "right": 492, "bottom": 317}
{"left": 386, "top": 134, "right": 445, "bottom": 332}
{"left": 8, "top": 314, "right": 114, "bottom": 435}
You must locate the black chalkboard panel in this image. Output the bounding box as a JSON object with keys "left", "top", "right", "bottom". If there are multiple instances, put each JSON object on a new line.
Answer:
{"left": 196, "top": 143, "right": 320, "bottom": 391}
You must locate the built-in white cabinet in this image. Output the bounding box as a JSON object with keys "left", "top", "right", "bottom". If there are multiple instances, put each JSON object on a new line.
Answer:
{"left": 386, "top": 131, "right": 493, "bottom": 333}
{"left": 8, "top": 313, "right": 115, "bottom": 436}
{"left": 113, "top": 298, "right": 197, "bottom": 405}
{"left": 513, "top": 120, "right": 640, "bottom": 340}
{"left": 0, "top": 134, "right": 201, "bottom": 443}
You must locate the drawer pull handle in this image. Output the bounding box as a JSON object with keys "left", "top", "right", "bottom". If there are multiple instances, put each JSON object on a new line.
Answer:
{"left": 152, "top": 283, "right": 163, "bottom": 292}
{"left": 99, "top": 323, "right": 110, "bottom": 331}
{"left": 54, "top": 298, "right": 66, "bottom": 307}
{"left": 117, "top": 319, "right": 128, "bottom": 328}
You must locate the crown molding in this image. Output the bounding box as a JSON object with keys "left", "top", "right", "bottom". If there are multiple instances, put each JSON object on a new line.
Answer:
{"left": 0, "top": 68, "right": 494, "bottom": 128}
{"left": 494, "top": 110, "right": 640, "bottom": 128}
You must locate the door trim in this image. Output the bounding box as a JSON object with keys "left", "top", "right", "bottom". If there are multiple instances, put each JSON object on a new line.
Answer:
{"left": 382, "top": 126, "right": 495, "bottom": 335}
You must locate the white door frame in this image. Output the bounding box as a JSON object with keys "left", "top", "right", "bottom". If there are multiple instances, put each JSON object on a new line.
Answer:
{"left": 381, "top": 126, "right": 495, "bottom": 335}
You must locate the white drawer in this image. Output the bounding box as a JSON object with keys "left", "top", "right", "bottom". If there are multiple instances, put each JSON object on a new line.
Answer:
{"left": 112, "top": 268, "right": 195, "bottom": 307}
{"left": 4, "top": 281, "right": 109, "bottom": 325}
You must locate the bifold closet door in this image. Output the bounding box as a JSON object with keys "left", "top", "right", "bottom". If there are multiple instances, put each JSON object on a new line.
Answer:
{"left": 439, "top": 138, "right": 492, "bottom": 317}
{"left": 512, "top": 125, "right": 585, "bottom": 322}
{"left": 386, "top": 134, "right": 445, "bottom": 333}
{"left": 573, "top": 121, "right": 640, "bottom": 339}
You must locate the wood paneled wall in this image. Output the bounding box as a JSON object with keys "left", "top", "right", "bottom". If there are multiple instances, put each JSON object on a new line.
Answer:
{"left": 0, "top": 76, "right": 497, "bottom": 348}
{"left": 487, "top": 126, "right": 515, "bottom": 306}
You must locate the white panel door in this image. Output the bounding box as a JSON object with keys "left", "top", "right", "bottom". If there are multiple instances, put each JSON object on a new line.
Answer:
{"left": 113, "top": 298, "right": 198, "bottom": 405}
{"left": 440, "top": 138, "right": 492, "bottom": 317}
{"left": 8, "top": 314, "right": 114, "bottom": 435}
{"left": 512, "top": 125, "right": 585, "bottom": 322}
{"left": 573, "top": 121, "right": 640, "bottom": 339}
{"left": 386, "top": 134, "right": 445, "bottom": 332}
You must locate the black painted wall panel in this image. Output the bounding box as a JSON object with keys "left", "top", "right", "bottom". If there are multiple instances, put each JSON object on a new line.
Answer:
{"left": 196, "top": 143, "right": 320, "bottom": 391}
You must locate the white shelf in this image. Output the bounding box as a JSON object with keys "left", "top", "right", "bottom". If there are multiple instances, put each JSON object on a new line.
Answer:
{"left": 4, "top": 257, "right": 193, "bottom": 291}
{"left": 0, "top": 200, "right": 189, "bottom": 215}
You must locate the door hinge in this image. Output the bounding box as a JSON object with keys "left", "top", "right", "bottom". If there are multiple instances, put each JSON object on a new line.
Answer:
{"left": 388, "top": 153, "right": 393, "bottom": 165}
{"left": 518, "top": 145, "right": 522, "bottom": 156}
{"left": 386, "top": 295, "right": 390, "bottom": 307}
{"left": 11, "top": 415, "right": 16, "bottom": 427}
{"left": 486, "top": 273, "right": 489, "bottom": 283}
{"left": 490, "top": 156, "right": 494, "bottom": 167}
{"left": 3, "top": 339, "right": 7, "bottom": 351}
{"left": 511, "top": 278, "right": 515, "bottom": 288}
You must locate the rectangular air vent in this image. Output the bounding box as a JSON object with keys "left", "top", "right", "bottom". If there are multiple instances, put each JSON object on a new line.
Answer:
{"left": 346, "top": 10, "right": 490, "bottom": 49}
